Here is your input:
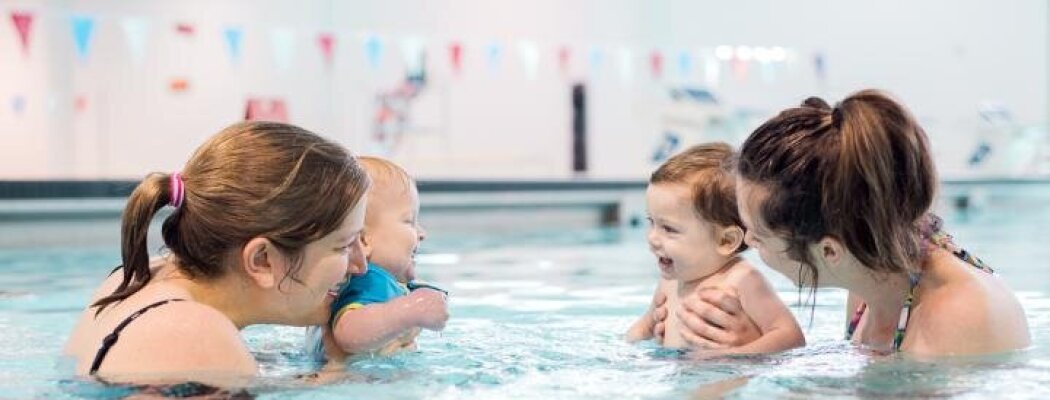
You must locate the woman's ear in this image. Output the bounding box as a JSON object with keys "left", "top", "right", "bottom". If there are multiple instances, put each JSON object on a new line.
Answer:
{"left": 814, "top": 236, "right": 845, "bottom": 268}
{"left": 241, "top": 237, "right": 280, "bottom": 289}
{"left": 716, "top": 225, "right": 745, "bottom": 256}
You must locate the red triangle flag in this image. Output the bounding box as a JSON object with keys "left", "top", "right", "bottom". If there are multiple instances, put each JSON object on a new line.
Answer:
{"left": 649, "top": 51, "right": 663, "bottom": 79}
{"left": 558, "top": 46, "right": 571, "bottom": 75}
{"left": 10, "top": 11, "right": 33, "bottom": 56}
{"left": 318, "top": 33, "right": 335, "bottom": 67}
{"left": 449, "top": 42, "right": 463, "bottom": 75}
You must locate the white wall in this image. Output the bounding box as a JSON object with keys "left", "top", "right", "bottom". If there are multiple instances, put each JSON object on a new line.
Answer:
{"left": 0, "top": 0, "right": 1045, "bottom": 180}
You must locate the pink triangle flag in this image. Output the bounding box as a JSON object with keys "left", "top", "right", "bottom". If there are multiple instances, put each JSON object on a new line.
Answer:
{"left": 10, "top": 11, "right": 33, "bottom": 56}
{"left": 317, "top": 32, "right": 335, "bottom": 67}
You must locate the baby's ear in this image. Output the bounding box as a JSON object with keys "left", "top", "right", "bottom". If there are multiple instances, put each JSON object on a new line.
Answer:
{"left": 360, "top": 230, "right": 374, "bottom": 259}
{"left": 717, "top": 225, "right": 744, "bottom": 256}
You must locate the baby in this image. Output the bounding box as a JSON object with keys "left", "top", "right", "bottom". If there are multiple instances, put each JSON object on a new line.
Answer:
{"left": 310, "top": 156, "right": 449, "bottom": 361}
{"left": 626, "top": 143, "right": 804, "bottom": 353}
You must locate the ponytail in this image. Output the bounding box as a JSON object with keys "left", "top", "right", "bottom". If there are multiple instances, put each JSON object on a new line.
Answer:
{"left": 92, "top": 173, "right": 172, "bottom": 314}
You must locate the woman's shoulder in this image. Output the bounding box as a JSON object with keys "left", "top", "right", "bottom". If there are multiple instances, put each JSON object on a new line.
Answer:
{"left": 92, "top": 298, "right": 256, "bottom": 380}
{"left": 908, "top": 253, "right": 1030, "bottom": 355}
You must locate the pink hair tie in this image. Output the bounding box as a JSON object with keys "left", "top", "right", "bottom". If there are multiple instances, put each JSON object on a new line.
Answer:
{"left": 169, "top": 173, "right": 185, "bottom": 208}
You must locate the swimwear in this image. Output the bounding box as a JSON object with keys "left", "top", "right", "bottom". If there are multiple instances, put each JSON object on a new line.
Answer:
{"left": 845, "top": 230, "right": 994, "bottom": 351}
{"left": 90, "top": 299, "right": 185, "bottom": 375}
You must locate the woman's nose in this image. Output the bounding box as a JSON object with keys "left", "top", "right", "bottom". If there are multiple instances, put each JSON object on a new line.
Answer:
{"left": 347, "top": 239, "right": 367, "bottom": 276}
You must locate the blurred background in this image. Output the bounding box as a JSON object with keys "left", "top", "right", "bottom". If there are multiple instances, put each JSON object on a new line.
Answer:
{"left": 0, "top": 0, "right": 1045, "bottom": 181}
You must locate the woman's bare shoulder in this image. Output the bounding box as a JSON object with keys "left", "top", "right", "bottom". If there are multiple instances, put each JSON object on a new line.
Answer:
{"left": 92, "top": 299, "right": 256, "bottom": 381}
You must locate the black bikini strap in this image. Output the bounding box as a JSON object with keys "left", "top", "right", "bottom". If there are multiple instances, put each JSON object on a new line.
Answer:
{"left": 89, "top": 298, "right": 186, "bottom": 375}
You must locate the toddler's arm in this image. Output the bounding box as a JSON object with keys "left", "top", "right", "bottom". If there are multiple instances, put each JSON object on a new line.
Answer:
{"left": 331, "top": 288, "right": 448, "bottom": 355}
{"left": 626, "top": 281, "right": 670, "bottom": 343}
{"left": 720, "top": 268, "right": 804, "bottom": 354}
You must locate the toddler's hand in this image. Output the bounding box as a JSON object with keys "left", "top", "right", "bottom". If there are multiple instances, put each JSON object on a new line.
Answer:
{"left": 408, "top": 287, "right": 449, "bottom": 331}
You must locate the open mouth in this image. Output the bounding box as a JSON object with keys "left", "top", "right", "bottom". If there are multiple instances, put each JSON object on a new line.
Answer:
{"left": 657, "top": 256, "right": 674, "bottom": 272}
{"left": 327, "top": 280, "right": 346, "bottom": 297}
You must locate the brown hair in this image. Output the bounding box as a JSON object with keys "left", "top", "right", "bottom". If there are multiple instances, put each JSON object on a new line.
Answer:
{"left": 93, "top": 121, "right": 370, "bottom": 313}
{"left": 651, "top": 142, "right": 747, "bottom": 253}
{"left": 735, "top": 89, "right": 936, "bottom": 285}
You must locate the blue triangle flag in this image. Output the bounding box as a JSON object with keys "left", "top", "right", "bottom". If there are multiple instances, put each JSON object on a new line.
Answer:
{"left": 71, "top": 16, "right": 95, "bottom": 61}
{"left": 224, "top": 27, "right": 243, "bottom": 64}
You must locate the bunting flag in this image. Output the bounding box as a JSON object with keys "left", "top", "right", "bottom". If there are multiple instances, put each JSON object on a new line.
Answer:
{"left": 400, "top": 36, "right": 424, "bottom": 73}
{"left": 557, "top": 46, "right": 570, "bottom": 76}
{"left": 677, "top": 50, "right": 692, "bottom": 79}
{"left": 649, "top": 50, "right": 663, "bottom": 79}
{"left": 121, "top": 17, "right": 150, "bottom": 66}
{"left": 11, "top": 95, "right": 26, "bottom": 116}
{"left": 518, "top": 40, "right": 539, "bottom": 80}
{"left": 813, "top": 52, "right": 827, "bottom": 82}
{"left": 317, "top": 32, "right": 335, "bottom": 67}
{"left": 588, "top": 47, "right": 604, "bottom": 75}
{"left": 617, "top": 47, "right": 633, "bottom": 84}
{"left": 731, "top": 58, "right": 749, "bottom": 81}
{"left": 448, "top": 41, "right": 463, "bottom": 75}
{"left": 174, "top": 22, "right": 195, "bottom": 36}
{"left": 704, "top": 55, "right": 720, "bottom": 86}
{"left": 74, "top": 95, "right": 87, "bottom": 113}
{"left": 223, "top": 26, "right": 243, "bottom": 64}
{"left": 364, "top": 34, "right": 382, "bottom": 69}
{"left": 270, "top": 28, "right": 296, "bottom": 72}
{"left": 10, "top": 11, "right": 33, "bottom": 56}
{"left": 71, "top": 15, "right": 95, "bottom": 62}
{"left": 486, "top": 42, "right": 502, "bottom": 73}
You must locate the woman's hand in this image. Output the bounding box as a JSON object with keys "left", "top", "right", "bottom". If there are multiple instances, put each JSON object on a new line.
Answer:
{"left": 651, "top": 290, "right": 668, "bottom": 343}
{"left": 677, "top": 287, "right": 761, "bottom": 349}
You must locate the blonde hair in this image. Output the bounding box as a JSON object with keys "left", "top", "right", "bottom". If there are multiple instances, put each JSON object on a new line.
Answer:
{"left": 358, "top": 156, "right": 415, "bottom": 197}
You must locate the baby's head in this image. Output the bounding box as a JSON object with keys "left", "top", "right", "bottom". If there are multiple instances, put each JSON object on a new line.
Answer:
{"left": 358, "top": 156, "right": 426, "bottom": 283}
{"left": 646, "top": 142, "right": 746, "bottom": 281}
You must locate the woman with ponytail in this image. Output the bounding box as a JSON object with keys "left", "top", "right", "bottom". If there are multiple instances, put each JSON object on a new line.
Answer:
{"left": 662, "top": 90, "right": 1029, "bottom": 356}
{"left": 64, "top": 121, "right": 371, "bottom": 385}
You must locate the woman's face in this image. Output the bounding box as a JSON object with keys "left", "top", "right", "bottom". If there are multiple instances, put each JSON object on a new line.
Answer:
{"left": 280, "top": 198, "right": 368, "bottom": 326}
{"left": 735, "top": 179, "right": 807, "bottom": 287}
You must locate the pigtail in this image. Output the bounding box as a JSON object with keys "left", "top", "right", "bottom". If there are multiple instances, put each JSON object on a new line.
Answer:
{"left": 92, "top": 173, "right": 170, "bottom": 314}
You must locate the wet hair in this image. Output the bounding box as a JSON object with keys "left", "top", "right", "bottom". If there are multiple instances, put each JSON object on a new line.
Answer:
{"left": 650, "top": 142, "right": 748, "bottom": 253}
{"left": 735, "top": 89, "right": 937, "bottom": 286}
{"left": 93, "top": 121, "right": 370, "bottom": 313}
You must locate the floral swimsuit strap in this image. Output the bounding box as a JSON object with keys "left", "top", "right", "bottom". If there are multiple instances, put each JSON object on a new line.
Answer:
{"left": 845, "top": 230, "right": 994, "bottom": 351}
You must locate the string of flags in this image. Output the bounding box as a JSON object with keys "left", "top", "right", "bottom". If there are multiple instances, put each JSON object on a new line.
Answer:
{"left": 3, "top": 9, "right": 810, "bottom": 80}
{"left": 3, "top": 8, "right": 828, "bottom": 118}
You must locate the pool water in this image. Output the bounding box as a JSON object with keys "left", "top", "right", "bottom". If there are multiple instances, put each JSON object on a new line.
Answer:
{"left": 2, "top": 187, "right": 1050, "bottom": 399}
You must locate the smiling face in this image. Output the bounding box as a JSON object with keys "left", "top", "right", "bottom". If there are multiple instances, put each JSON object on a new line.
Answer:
{"left": 362, "top": 182, "right": 426, "bottom": 283}
{"left": 281, "top": 198, "right": 368, "bottom": 326}
{"left": 645, "top": 182, "right": 736, "bottom": 282}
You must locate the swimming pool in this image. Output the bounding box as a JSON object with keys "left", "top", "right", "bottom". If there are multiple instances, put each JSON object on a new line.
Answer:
{"left": 2, "top": 184, "right": 1050, "bottom": 399}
